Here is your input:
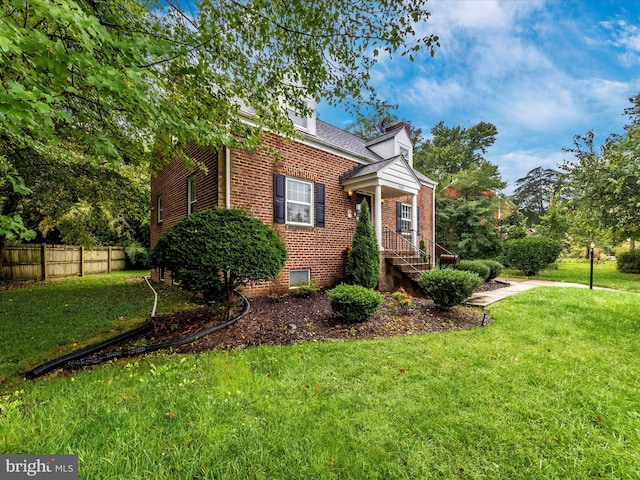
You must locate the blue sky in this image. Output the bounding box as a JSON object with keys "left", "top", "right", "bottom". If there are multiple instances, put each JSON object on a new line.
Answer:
{"left": 316, "top": 0, "right": 640, "bottom": 194}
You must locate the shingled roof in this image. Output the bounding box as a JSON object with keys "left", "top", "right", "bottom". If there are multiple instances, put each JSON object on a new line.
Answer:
{"left": 315, "top": 120, "right": 383, "bottom": 163}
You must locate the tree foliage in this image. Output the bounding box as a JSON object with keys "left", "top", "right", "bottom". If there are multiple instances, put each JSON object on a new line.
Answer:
{"left": 1, "top": 0, "right": 439, "bottom": 162}
{"left": 415, "top": 121, "right": 499, "bottom": 186}
{"left": 346, "top": 199, "right": 380, "bottom": 289}
{"left": 0, "top": 143, "right": 149, "bottom": 246}
{"left": 151, "top": 209, "right": 287, "bottom": 304}
{"left": 513, "top": 166, "right": 563, "bottom": 225}
{"left": 415, "top": 121, "right": 504, "bottom": 259}
{"left": 562, "top": 124, "right": 640, "bottom": 247}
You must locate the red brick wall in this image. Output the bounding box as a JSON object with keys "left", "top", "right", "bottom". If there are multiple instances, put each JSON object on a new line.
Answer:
{"left": 229, "top": 133, "right": 359, "bottom": 295}
{"left": 149, "top": 133, "right": 435, "bottom": 295}
{"left": 150, "top": 144, "right": 219, "bottom": 249}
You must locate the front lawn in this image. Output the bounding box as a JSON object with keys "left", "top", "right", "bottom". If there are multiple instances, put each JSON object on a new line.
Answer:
{"left": 503, "top": 259, "right": 640, "bottom": 292}
{"left": 1, "top": 287, "right": 639, "bottom": 479}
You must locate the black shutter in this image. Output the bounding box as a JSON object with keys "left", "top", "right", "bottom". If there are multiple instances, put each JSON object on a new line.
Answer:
{"left": 396, "top": 201, "right": 402, "bottom": 233}
{"left": 274, "top": 174, "right": 285, "bottom": 224}
{"left": 417, "top": 205, "right": 421, "bottom": 234}
{"left": 315, "top": 183, "right": 325, "bottom": 228}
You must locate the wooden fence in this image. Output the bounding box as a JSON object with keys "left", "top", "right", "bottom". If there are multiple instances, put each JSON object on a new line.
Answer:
{"left": 1, "top": 245, "right": 127, "bottom": 281}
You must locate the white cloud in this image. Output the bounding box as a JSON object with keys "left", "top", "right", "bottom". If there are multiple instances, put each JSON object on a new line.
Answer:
{"left": 491, "top": 149, "right": 567, "bottom": 193}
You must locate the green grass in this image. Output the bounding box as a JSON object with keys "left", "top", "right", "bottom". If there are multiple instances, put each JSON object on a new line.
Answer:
{"left": 503, "top": 260, "right": 640, "bottom": 292}
{"left": 0, "top": 271, "right": 196, "bottom": 388}
{"left": 2, "top": 287, "right": 639, "bottom": 479}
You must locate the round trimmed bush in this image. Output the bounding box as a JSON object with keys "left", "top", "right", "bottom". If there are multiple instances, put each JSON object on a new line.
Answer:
{"left": 418, "top": 269, "right": 482, "bottom": 309}
{"left": 456, "top": 260, "right": 490, "bottom": 282}
{"left": 327, "top": 284, "right": 383, "bottom": 323}
{"left": 151, "top": 208, "right": 287, "bottom": 304}
{"left": 501, "top": 236, "right": 562, "bottom": 276}
{"left": 481, "top": 259, "right": 503, "bottom": 281}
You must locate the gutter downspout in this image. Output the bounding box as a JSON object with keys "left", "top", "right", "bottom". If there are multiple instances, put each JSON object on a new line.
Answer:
{"left": 225, "top": 147, "right": 231, "bottom": 208}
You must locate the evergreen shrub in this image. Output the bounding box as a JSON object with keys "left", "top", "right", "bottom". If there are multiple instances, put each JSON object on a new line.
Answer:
{"left": 151, "top": 208, "right": 287, "bottom": 304}
{"left": 346, "top": 199, "right": 380, "bottom": 289}
{"left": 327, "top": 284, "right": 383, "bottom": 323}
{"left": 418, "top": 269, "right": 481, "bottom": 309}
{"left": 456, "top": 260, "right": 490, "bottom": 282}
{"left": 501, "top": 236, "right": 562, "bottom": 276}
{"left": 617, "top": 250, "right": 640, "bottom": 274}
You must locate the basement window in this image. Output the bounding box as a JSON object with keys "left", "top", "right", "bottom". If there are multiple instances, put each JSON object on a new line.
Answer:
{"left": 289, "top": 269, "right": 310, "bottom": 287}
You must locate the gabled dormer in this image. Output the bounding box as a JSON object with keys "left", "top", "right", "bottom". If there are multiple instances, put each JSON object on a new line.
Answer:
{"left": 365, "top": 122, "right": 413, "bottom": 167}
{"left": 287, "top": 97, "right": 317, "bottom": 136}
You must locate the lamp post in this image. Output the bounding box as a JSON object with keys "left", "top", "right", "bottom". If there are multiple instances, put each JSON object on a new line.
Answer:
{"left": 589, "top": 242, "right": 595, "bottom": 290}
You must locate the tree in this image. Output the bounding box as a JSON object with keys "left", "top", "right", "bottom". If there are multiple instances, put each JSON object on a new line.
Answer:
{"left": 512, "top": 167, "right": 563, "bottom": 225}
{"left": 562, "top": 119, "right": 640, "bottom": 249}
{"left": 0, "top": 0, "right": 439, "bottom": 259}
{"left": 151, "top": 209, "right": 287, "bottom": 306}
{"left": 416, "top": 121, "right": 505, "bottom": 259}
{"left": 414, "top": 121, "right": 499, "bottom": 186}
{"left": 346, "top": 199, "right": 380, "bottom": 289}
{"left": 0, "top": 142, "right": 149, "bottom": 267}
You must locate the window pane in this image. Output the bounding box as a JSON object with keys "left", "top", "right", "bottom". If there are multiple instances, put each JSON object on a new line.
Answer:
{"left": 401, "top": 204, "right": 412, "bottom": 232}
{"left": 287, "top": 180, "right": 311, "bottom": 203}
{"left": 290, "top": 269, "right": 310, "bottom": 286}
{"left": 287, "top": 203, "right": 311, "bottom": 224}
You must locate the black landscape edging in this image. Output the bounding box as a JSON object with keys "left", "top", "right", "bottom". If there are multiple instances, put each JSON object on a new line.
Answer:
{"left": 26, "top": 292, "right": 250, "bottom": 379}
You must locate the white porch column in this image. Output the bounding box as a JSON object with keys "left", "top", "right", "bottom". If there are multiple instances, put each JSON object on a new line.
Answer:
{"left": 411, "top": 193, "right": 418, "bottom": 247}
{"left": 375, "top": 184, "right": 383, "bottom": 250}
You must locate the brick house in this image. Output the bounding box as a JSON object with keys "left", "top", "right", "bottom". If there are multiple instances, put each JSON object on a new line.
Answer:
{"left": 150, "top": 104, "right": 437, "bottom": 296}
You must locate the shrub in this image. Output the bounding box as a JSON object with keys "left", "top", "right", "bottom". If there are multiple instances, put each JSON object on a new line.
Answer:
{"left": 456, "top": 260, "right": 490, "bottom": 282}
{"left": 151, "top": 208, "right": 287, "bottom": 305}
{"left": 327, "top": 284, "right": 383, "bottom": 323}
{"left": 292, "top": 280, "right": 320, "bottom": 298}
{"left": 481, "top": 259, "right": 503, "bottom": 281}
{"left": 501, "top": 236, "right": 562, "bottom": 276}
{"left": 617, "top": 250, "right": 640, "bottom": 273}
{"left": 125, "top": 242, "right": 150, "bottom": 269}
{"left": 418, "top": 269, "right": 482, "bottom": 309}
{"left": 346, "top": 199, "right": 380, "bottom": 289}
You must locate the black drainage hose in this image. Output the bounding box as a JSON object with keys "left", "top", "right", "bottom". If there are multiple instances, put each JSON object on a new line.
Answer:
{"left": 66, "top": 292, "right": 250, "bottom": 369}
{"left": 25, "top": 281, "right": 250, "bottom": 379}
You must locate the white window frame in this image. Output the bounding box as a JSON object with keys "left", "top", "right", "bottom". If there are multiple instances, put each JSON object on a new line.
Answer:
{"left": 286, "top": 177, "right": 313, "bottom": 226}
{"left": 289, "top": 269, "right": 311, "bottom": 288}
{"left": 187, "top": 174, "right": 197, "bottom": 215}
{"left": 401, "top": 203, "right": 412, "bottom": 233}
{"left": 156, "top": 194, "right": 164, "bottom": 223}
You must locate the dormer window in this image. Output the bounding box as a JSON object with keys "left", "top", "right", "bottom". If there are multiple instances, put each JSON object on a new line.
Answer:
{"left": 288, "top": 109, "right": 309, "bottom": 130}
{"left": 399, "top": 146, "right": 410, "bottom": 158}
{"left": 286, "top": 97, "right": 316, "bottom": 135}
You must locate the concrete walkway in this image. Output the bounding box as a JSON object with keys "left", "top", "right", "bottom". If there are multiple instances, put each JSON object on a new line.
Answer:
{"left": 467, "top": 278, "right": 608, "bottom": 307}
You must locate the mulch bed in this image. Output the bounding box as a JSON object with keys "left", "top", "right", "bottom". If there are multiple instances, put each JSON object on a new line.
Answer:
{"left": 142, "top": 280, "right": 507, "bottom": 355}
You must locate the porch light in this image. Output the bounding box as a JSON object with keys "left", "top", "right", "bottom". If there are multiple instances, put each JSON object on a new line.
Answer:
{"left": 347, "top": 189, "right": 353, "bottom": 198}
